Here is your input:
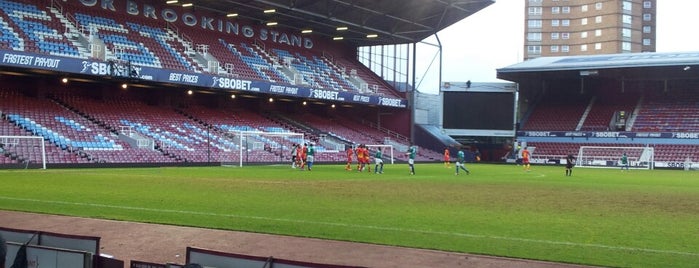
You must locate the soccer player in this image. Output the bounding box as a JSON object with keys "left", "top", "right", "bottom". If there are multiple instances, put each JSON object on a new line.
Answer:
{"left": 290, "top": 144, "right": 299, "bottom": 168}
{"left": 306, "top": 143, "right": 315, "bottom": 171}
{"left": 620, "top": 152, "right": 629, "bottom": 171}
{"left": 374, "top": 148, "right": 384, "bottom": 174}
{"left": 298, "top": 143, "right": 307, "bottom": 170}
{"left": 565, "top": 154, "right": 575, "bottom": 176}
{"left": 406, "top": 144, "right": 416, "bottom": 175}
{"left": 455, "top": 148, "right": 470, "bottom": 175}
{"left": 345, "top": 146, "right": 354, "bottom": 171}
{"left": 443, "top": 147, "right": 451, "bottom": 168}
{"left": 356, "top": 144, "right": 365, "bottom": 171}
{"left": 522, "top": 147, "right": 531, "bottom": 172}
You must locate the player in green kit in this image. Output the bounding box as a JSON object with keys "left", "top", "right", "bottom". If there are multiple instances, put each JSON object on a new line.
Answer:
{"left": 620, "top": 152, "right": 629, "bottom": 171}
{"left": 455, "top": 148, "right": 470, "bottom": 175}
{"left": 406, "top": 145, "right": 416, "bottom": 175}
{"left": 306, "top": 143, "right": 315, "bottom": 171}
{"left": 374, "top": 148, "right": 384, "bottom": 174}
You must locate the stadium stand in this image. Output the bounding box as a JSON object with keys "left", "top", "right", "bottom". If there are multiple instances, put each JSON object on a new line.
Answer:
{"left": 517, "top": 83, "right": 699, "bottom": 165}
{"left": 521, "top": 90, "right": 590, "bottom": 131}
{"left": 579, "top": 89, "right": 640, "bottom": 131}
{"left": 632, "top": 88, "right": 699, "bottom": 132}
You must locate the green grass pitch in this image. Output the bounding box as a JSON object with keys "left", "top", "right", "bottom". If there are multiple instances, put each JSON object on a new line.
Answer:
{"left": 1, "top": 163, "right": 698, "bottom": 267}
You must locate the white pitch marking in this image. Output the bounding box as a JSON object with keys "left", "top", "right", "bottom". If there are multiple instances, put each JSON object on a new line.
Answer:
{"left": 1, "top": 196, "right": 697, "bottom": 257}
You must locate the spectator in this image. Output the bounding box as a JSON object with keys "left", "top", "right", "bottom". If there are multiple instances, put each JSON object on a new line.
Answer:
{"left": 1, "top": 233, "right": 6, "bottom": 267}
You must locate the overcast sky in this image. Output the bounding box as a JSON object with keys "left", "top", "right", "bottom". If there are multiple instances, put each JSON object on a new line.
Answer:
{"left": 417, "top": 0, "right": 699, "bottom": 93}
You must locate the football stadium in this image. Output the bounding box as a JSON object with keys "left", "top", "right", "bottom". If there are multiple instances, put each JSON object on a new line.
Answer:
{"left": 1, "top": 0, "right": 698, "bottom": 268}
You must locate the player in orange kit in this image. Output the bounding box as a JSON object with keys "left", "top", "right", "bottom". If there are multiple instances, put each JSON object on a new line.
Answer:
{"left": 345, "top": 146, "right": 354, "bottom": 171}
{"left": 444, "top": 147, "right": 451, "bottom": 168}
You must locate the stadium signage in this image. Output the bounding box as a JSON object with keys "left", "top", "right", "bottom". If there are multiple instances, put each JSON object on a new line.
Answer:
{"left": 0, "top": 50, "right": 408, "bottom": 108}
{"left": 309, "top": 89, "right": 343, "bottom": 101}
{"left": 517, "top": 131, "right": 699, "bottom": 140}
{"left": 524, "top": 131, "right": 553, "bottom": 137}
{"left": 379, "top": 97, "right": 405, "bottom": 108}
{"left": 672, "top": 132, "right": 699, "bottom": 139}
{"left": 592, "top": 132, "right": 622, "bottom": 138}
{"left": 353, "top": 95, "right": 371, "bottom": 103}
{"left": 74, "top": 0, "right": 314, "bottom": 49}
{"left": 212, "top": 77, "right": 254, "bottom": 91}
{"left": 2, "top": 52, "right": 62, "bottom": 69}
{"left": 168, "top": 73, "right": 199, "bottom": 84}
{"left": 270, "top": 85, "right": 299, "bottom": 95}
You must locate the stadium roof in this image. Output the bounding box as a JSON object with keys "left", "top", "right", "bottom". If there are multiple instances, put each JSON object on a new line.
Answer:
{"left": 193, "top": 0, "right": 495, "bottom": 46}
{"left": 497, "top": 51, "right": 699, "bottom": 82}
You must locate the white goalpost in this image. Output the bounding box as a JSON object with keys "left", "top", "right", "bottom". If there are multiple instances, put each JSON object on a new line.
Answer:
{"left": 0, "top": 136, "right": 47, "bottom": 169}
{"left": 366, "top": 144, "right": 394, "bottom": 164}
{"left": 221, "top": 130, "right": 304, "bottom": 167}
{"left": 576, "top": 146, "right": 654, "bottom": 170}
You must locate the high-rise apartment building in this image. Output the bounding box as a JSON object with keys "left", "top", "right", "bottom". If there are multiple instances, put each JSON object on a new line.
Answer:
{"left": 524, "top": 0, "right": 656, "bottom": 60}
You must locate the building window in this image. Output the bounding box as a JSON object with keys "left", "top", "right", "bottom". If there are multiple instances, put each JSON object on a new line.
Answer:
{"left": 622, "top": 42, "right": 631, "bottom": 51}
{"left": 643, "top": 26, "right": 651, "bottom": 33}
{"left": 643, "top": 39, "right": 651, "bottom": 46}
{"left": 595, "top": 2, "right": 603, "bottom": 10}
{"left": 622, "top": 15, "right": 632, "bottom": 24}
{"left": 581, "top": 32, "right": 588, "bottom": 38}
{"left": 528, "top": 0, "right": 542, "bottom": 3}
{"left": 643, "top": 14, "right": 652, "bottom": 21}
{"left": 551, "top": 45, "right": 559, "bottom": 52}
{"left": 527, "top": 32, "right": 542, "bottom": 41}
{"left": 582, "top": 18, "right": 588, "bottom": 25}
{"left": 581, "top": 44, "right": 588, "bottom": 51}
{"left": 562, "top": 32, "right": 570, "bottom": 39}
{"left": 595, "top": 43, "right": 602, "bottom": 50}
{"left": 582, "top": 5, "right": 588, "bottom": 12}
{"left": 528, "top": 7, "right": 542, "bottom": 15}
{"left": 622, "top": 1, "right": 632, "bottom": 11}
{"left": 528, "top": 45, "right": 541, "bottom": 54}
{"left": 562, "top": 19, "right": 570, "bottom": 26}
{"left": 528, "top": 20, "right": 542, "bottom": 28}
{"left": 551, "top": 20, "right": 560, "bottom": 27}
{"left": 622, "top": 28, "right": 632, "bottom": 38}
{"left": 562, "top": 6, "right": 570, "bottom": 13}
{"left": 551, "top": 32, "right": 560, "bottom": 39}
{"left": 595, "top": 16, "right": 602, "bottom": 23}
{"left": 643, "top": 1, "right": 651, "bottom": 8}
{"left": 562, "top": 45, "right": 570, "bottom": 52}
{"left": 595, "top": 29, "right": 602, "bottom": 36}
{"left": 551, "top": 7, "right": 560, "bottom": 14}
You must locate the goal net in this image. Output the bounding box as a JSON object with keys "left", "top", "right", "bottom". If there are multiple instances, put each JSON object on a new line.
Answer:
{"left": 220, "top": 131, "right": 304, "bottom": 167}
{"left": 576, "top": 146, "right": 654, "bottom": 170}
{"left": 366, "top": 144, "right": 394, "bottom": 164}
{"left": 0, "top": 136, "right": 46, "bottom": 169}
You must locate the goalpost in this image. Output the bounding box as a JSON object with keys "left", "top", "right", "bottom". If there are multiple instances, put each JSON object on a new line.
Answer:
{"left": 576, "top": 146, "right": 654, "bottom": 170}
{"left": 366, "top": 144, "right": 394, "bottom": 164}
{"left": 221, "top": 130, "right": 304, "bottom": 167}
{"left": 0, "top": 136, "right": 47, "bottom": 169}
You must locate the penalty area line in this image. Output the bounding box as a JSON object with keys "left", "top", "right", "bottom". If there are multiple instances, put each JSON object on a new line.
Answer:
{"left": 1, "top": 196, "right": 697, "bottom": 257}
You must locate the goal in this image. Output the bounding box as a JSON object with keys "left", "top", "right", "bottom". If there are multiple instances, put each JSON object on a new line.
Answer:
{"left": 0, "top": 136, "right": 47, "bottom": 169}
{"left": 221, "top": 131, "right": 304, "bottom": 167}
{"left": 684, "top": 157, "right": 699, "bottom": 171}
{"left": 366, "top": 144, "right": 394, "bottom": 164}
{"left": 576, "top": 146, "right": 654, "bottom": 170}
